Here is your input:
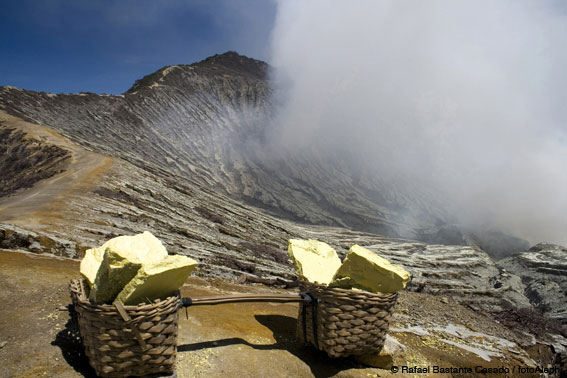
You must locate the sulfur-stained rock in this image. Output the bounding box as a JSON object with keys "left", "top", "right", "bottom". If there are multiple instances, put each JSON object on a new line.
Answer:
{"left": 86, "top": 231, "right": 168, "bottom": 303}
{"left": 116, "top": 255, "right": 198, "bottom": 305}
{"left": 354, "top": 335, "right": 406, "bottom": 369}
{"left": 330, "top": 244, "right": 410, "bottom": 293}
{"left": 287, "top": 239, "right": 341, "bottom": 285}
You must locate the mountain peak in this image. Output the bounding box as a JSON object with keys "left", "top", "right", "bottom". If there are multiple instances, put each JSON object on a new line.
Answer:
{"left": 126, "top": 51, "right": 268, "bottom": 94}
{"left": 196, "top": 51, "right": 268, "bottom": 78}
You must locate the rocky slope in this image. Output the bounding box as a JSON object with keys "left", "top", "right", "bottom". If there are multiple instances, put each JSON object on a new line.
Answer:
{"left": 0, "top": 52, "right": 561, "bottom": 315}
{"left": 499, "top": 243, "right": 567, "bottom": 325}
{"left": 0, "top": 126, "right": 70, "bottom": 197}
{"left": 0, "top": 51, "right": 494, "bottom": 248}
{"left": 0, "top": 110, "right": 536, "bottom": 316}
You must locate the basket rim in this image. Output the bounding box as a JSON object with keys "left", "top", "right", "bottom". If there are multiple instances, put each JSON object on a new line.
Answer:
{"left": 298, "top": 280, "right": 399, "bottom": 299}
{"left": 69, "top": 278, "right": 180, "bottom": 311}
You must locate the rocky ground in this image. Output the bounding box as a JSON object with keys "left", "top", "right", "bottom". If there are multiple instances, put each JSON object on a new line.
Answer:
{"left": 1, "top": 111, "right": 566, "bottom": 376}
{"left": 1, "top": 249, "right": 565, "bottom": 378}
{"left": 499, "top": 244, "right": 567, "bottom": 326}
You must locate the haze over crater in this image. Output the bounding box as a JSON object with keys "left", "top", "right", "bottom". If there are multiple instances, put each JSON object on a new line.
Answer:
{"left": 268, "top": 0, "right": 567, "bottom": 246}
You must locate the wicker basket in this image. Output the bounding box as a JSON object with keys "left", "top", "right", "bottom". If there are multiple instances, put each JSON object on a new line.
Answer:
{"left": 69, "top": 279, "right": 180, "bottom": 377}
{"left": 297, "top": 281, "right": 398, "bottom": 358}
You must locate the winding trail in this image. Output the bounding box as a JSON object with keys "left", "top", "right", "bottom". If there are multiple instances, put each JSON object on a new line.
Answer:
{"left": 0, "top": 111, "right": 114, "bottom": 229}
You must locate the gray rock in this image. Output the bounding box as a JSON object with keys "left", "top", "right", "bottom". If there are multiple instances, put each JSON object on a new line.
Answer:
{"left": 0, "top": 224, "right": 77, "bottom": 258}
{"left": 498, "top": 243, "right": 567, "bottom": 324}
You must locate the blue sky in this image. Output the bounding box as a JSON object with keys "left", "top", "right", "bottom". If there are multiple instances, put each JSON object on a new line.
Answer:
{"left": 0, "top": 0, "right": 276, "bottom": 94}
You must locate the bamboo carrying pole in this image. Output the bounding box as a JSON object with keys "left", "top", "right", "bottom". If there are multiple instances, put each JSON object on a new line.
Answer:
{"left": 179, "top": 293, "right": 313, "bottom": 308}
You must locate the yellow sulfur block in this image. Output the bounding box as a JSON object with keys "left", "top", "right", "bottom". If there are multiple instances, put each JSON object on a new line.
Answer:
{"left": 115, "top": 255, "right": 198, "bottom": 305}
{"left": 288, "top": 239, "right": 341, "bottom": 285}
{"left": 330, "top": 244, "right": 410, "bottom": 293}
{"left": 86, "top": 231, "right": 168, "bottom": 303}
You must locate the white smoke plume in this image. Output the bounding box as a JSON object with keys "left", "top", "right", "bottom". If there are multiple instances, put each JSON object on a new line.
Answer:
{"left": 268, "top": 0, "right": 567, "bottom": 245}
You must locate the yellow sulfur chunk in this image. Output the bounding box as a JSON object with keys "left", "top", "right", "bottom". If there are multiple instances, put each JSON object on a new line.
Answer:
{"left": 80, "top": 245, "right": 106, "bottom": 287}
{"left": 115, "top": 255, "right": 198, "bottom": 305}
{"left": 86, "top": 231, "right": 169, "bottom": 303}
{"left": 288, "top": 239, "right": 341, "bottom": 285}
{"left": 330, "top": 245, "right": 410, "bottom": 293}
{"left": 80, "top": 231, "right": 168, "bottom": 288}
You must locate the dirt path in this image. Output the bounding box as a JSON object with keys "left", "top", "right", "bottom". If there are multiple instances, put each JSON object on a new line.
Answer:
{"left": 0, "top": 111, "right": 113, "bottom": 229}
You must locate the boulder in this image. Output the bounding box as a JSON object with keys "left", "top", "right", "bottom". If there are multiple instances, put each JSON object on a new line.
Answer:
{"left": 498, "top": 243, "right": 567, "bottom": 325}
{"left": 80, "top": 245, "right": 106, "bottom": 287}
{"left": 330, "top": 244, "right": 410, "bottom": 293}
{"left": 287, "top": 239, "right": 341, "bottom": 285}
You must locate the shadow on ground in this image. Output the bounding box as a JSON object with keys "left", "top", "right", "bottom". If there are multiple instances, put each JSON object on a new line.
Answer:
{"left": 51, "top": 305, "right": 98, "bottom": 378}
{"left": 177, "top": 314, "right": 358, "bottom": 378}
{"left": 52, "top": 307, "right": 357, "bottom": 378}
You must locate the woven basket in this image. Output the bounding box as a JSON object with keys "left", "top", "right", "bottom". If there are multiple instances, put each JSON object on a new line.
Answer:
{"left": 69, "top": 279, "right": 180, "bottom": 377}
{"left": 297, "top": 281, "right": 398, "bottom": 358}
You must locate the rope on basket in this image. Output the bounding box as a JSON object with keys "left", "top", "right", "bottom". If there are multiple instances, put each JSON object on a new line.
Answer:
{"left": 113, "top": 301, "right": 148, "bottom": 350}
{"left": 300, "top": 292, "right": 319, "bottom": 350}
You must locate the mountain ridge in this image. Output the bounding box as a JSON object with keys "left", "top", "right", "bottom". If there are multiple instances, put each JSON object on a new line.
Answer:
{"left": 0, "top": 51, "right": 532, "bottom": 259}
{"left": 0, "top": 52, "right": 439, "bottom": 241}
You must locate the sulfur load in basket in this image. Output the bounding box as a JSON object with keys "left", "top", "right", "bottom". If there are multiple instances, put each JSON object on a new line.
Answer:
{"left": 80, "top": 231, "right": 198, "bottom": 305}
{"left": 289, "top": 240, "right": 410, "bottom": 358}
{"left": 70, "top": 279, "right": 180, "bottom": 377}
{"left": 72, "top": 231, "right": 198, "bottom": 377}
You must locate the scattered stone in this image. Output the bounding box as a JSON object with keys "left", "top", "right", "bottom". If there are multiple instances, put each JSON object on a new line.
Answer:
{"left": 236, "top": 274, "right": 298, "bottom": 288}
{"left": 0, "top": 341, "right": 6, "bottom": 349}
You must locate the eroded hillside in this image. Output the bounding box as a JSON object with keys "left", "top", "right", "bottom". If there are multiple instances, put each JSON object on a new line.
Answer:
{"left": 0, "top": 52, "right": 462, "bottom": 245}
{"left": 0, "top": 126, "right": 70, "bottom": 198}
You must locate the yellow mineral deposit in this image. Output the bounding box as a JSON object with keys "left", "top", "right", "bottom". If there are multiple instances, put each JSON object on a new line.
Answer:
{"left": 80, "top": 244, "right": 106, "bottom": 287}
{"left": 115, "top": 254, "right": 197, "bottom": 305}
{"left": 87, "top": 245, "right": 143, "bottom": 304}
{"left": 330, "top": 244, "right": 410, "bottom": 293}
{"left": 80, "top": 231, "right": 168, "bottom": 287}
{"left": 81, "top": 231, "right": 196, "bottom": 304}
{"left": 287, "top": 239, "right": 341, "bottom": 285}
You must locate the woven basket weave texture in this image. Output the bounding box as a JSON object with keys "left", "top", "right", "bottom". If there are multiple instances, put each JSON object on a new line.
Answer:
{"left": 69, "top": 279, "right": 179, "bottom": 377}
{"left": 297, "top": 281, "right": 398, "bottom": 358}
